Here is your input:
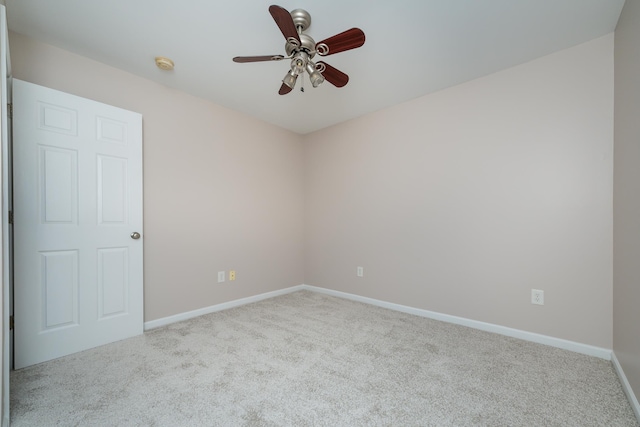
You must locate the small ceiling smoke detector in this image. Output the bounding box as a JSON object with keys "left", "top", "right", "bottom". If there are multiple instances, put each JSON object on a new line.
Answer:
{"left": 155, "top": 56, "right": 174, "bottom": 71}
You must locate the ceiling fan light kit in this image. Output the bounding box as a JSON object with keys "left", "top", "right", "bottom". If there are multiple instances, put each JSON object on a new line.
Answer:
{"left": 233, "top": 5, "right": 365, "bottom": 95}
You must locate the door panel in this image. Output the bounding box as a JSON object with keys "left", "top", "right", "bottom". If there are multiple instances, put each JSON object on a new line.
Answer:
{"left": 13, "top": 79, "right": 143, "bottom": 369}
{"left": 40, "top": 146, "right": 78, "bottom": 224}
{"left": 97, "top": 247, "right": 129, "bottom": 318}
{"left": 41, "top": 250, "right": 79, "bottom": 330}
{"left": 97, "top": 155, "right": 127, "bottom": 224}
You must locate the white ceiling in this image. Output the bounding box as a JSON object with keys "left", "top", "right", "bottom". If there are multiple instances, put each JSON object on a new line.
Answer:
{"left": 4, "top": 0, "right": 625, "bottom": 134}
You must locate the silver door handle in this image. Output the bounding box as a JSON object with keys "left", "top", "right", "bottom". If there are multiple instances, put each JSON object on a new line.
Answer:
{"left": 130, "top": 232, "right": 141, "bottom": 240}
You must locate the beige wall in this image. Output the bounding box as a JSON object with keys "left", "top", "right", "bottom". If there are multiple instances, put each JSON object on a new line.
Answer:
{"left": 8, "top": 32, "right": 305, "bottom": 322}
{"left": 614, "top": 0, "right": 640, "bottom": 405}
{"left": 304, "top": 35, "right": 614, "bottom": 348}
{"left": 7, "top": 30, "right": 619, "bottom": 351}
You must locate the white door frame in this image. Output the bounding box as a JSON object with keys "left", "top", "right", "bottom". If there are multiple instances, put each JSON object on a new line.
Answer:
{"left": 0, "top": 4, "right": 10, "bottom": 426}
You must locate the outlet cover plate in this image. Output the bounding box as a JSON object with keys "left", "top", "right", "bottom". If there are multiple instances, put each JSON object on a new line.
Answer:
{"left": 531, "top": 289, "right": 544, "bottom": 305}
{"left": 218, "top": 271, "right": 225, "bottom": 283}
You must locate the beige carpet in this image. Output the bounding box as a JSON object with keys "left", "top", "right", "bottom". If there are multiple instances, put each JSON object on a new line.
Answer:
{"left": 11, "top": 290, "right": 639, "bottom": 426}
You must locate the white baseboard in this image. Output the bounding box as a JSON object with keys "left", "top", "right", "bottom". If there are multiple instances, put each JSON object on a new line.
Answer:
{"left": 301, "top": 285, "right": 613, "bottom": 360}
{"left": 612, "top": 352, "right": 640, "bottom": 422}
{"left": 145, "top": 283, "right": 612, "bottom": 360}
{"left": 144, "top": 285, "right": 306, "bottom": 330}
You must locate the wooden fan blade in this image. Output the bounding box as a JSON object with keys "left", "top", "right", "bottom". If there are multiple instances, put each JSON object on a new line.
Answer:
{"left": 316, "top": 28, "right": 365, "bottom": 56}
{"left": 269, "top": 5, "right": 301, "bottom": 45}
{"left": 279, "top": 83, "right": 293, "bottom": 95}
{"left": 317, "top": 61, "right": 349, "bottom": 88}
{"left": 233, "top": 55, "right": 285, "bottom": 63}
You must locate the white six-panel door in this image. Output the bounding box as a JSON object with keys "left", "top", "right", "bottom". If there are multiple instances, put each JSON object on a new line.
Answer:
{"left": 13, "top": 79, "right": 143, "bottom": 369}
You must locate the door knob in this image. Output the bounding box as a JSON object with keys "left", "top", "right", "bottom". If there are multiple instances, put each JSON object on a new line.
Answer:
{"left": 130, "top": 232, "right": 141, "bottom": 240}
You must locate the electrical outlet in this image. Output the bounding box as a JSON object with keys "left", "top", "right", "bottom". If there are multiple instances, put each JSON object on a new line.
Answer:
{"left": 531, "top": 289, "right": 544, "bottom": 305}
{"left": 229, "top": 270, "right": 236, "bottom": 281}
{"left": 217, "top": 271, "right": 225, "bottom": 283}
{"left": 357, "top": 266, "right": 364, "bottom": 277}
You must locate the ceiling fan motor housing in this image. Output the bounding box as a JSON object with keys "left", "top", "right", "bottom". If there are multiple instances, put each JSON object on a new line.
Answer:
{"left": 286, "top": 33, "right": 316, "bottom": 58}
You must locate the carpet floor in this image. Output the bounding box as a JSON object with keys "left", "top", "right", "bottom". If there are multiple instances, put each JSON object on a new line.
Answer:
{"left": 10, "top": 290, "right": 639, "bottom": 426}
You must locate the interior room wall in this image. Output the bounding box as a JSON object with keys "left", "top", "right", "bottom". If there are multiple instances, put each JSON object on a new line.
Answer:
{"left": 6, "top": 29, "right": 620, "bottom": 351}
{"left": 304, "top": 35, "right": 614, "bottom": 349}
{"left": 8, "top": 32, "right": 306, "bottom": 322}
{"left": 613, "top": 0, "right": 640, "bottom": 406}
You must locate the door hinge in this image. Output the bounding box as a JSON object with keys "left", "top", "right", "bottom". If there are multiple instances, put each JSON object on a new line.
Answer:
{"left": 8, "top": 210, "right": 13, "bottom": 224}
{"left": 7, "top": 103, "right": 12, "bottom": 120}
{"left": 9, "top": 315, "right": 14, "bottom": 331}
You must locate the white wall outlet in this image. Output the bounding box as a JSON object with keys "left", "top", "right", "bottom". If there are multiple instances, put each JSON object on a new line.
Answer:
{"left": 531, "top": 289, "right": 544, "bottom": 305}
{"left": 217, "top": 271, "right": 225, "bottom": 283}
{"left": 357, "top": 266, "right": 364, "bottom": 277}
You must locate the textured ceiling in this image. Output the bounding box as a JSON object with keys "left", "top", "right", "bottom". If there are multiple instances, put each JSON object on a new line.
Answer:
{"left": 5, "top": 0, "right": 626, "bottom": 134}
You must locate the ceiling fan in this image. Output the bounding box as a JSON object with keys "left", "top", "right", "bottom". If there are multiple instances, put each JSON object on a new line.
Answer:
{"left": 232, "top": 5, "right": 365, "bottom": 95}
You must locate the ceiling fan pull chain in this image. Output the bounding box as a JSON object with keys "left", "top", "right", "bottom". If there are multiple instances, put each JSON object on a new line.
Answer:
{"left": 300, "top": 73, "right": 305, "bottom": 92}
